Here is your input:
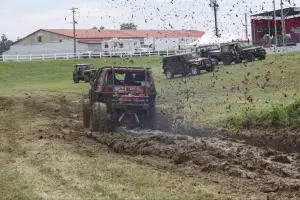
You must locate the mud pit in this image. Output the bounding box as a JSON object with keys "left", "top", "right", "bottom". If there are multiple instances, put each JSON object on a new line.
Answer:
{"left": 4, "top": 95, "right": 300, "bottom": 200}
{"left": 85, "top": 127, "right": 300, "bottom": 199}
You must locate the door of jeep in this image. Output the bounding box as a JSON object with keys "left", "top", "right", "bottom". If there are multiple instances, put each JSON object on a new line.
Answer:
{"left": 179, "top": 55, "right": 190, "bottom": 73}
{"left": 171, "top": 56, "right": 182, "bottom": 74}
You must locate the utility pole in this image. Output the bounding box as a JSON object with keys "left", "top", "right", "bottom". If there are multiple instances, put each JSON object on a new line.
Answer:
{"left": 273, "top": 0, "right": 278, "bottom": 46}
{"left": 209, "top": 0, "right": 220, "bottom": 37}
{"left": 70, "top": 7, "right": 78, "bottom": 54}
{"left": 244, "top": 13, "right": 248, "bottom": 40}
{"left": 280, "top": 0, "right": 285, "bottom": 46}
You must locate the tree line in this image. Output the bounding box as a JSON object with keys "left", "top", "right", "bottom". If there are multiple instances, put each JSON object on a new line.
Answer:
{"left": 91, "top": 22, "right": 137, "bottom": 30}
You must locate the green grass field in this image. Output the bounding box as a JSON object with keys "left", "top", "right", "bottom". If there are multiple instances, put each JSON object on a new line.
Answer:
{"left": 1, "top": 52, "right": 300, "bottom": 200}
{"left": 1, "top": 52, "right": 300, "bottom": 127}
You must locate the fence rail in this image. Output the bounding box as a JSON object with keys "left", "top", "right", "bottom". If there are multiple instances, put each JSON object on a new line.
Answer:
{"left": 0, "top": 49, "right": 188, "bottom": 62}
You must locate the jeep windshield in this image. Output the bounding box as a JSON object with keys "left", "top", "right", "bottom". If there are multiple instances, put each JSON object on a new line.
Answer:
{"left": 77, "top": 65, "right": 92, "bottom": 69}
{"left": 106, "top": 71, "right": 150, "bottom": 87}
{"left": 182, "top": 52, "right": 199, "bottom": 60}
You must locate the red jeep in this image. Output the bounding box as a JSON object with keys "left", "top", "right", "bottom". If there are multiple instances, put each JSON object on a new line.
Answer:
{"left": 83, "top": 66, "right": 157, "bottom": 132}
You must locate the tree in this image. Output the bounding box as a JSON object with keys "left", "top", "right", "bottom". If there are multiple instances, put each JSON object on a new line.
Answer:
{"left": 91, "top": 26, "right": 105, "bottom": 30}
{"left": 0, "top": 34, "right": 13, "bottom": 54}
{"left": 120, "top": 23, "right": 137, "bottom": 30}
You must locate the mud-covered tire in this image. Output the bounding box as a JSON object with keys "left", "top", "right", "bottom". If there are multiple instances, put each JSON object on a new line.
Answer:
{"left": 246, "top": 53, "right": 255, "bottom": 62}
{"left": 190, "top": 65, "right": 199, "bottom": 76}
{"left": 73, "top": 77, "right": 79, "bottom": 83}
{"left": 89, "top": 102, "right": 108, "bottom": 132}
{"left": 165, "top": 69, "right": 174, "bottom": 79}
{"left": 222, "top": 56, "right": 232, "bottom": 66}
{"left": 143, "top": 103, "right": 157, "bottom": 130}
{"left": 82, "top": 98, "right": 91, "bottom": 128}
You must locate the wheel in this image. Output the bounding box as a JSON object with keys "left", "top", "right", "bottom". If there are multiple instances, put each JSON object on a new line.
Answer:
{"left": 143, "top": 101, "right": 156, "bottom": 130}
{"left": 190, "top": 65, "right": 199, "bottom": 76}
{"left": 246, "top": 53, "right": 255, "bottom": 62}
{"left": 205, "top": 61, "right": 215, "bottom": 72}
{"left": 89, "top": 102, "right": 108, "bottom": 132}
{"left": 73, "top": 77, "right": 79, "bottom": 83}
{"left": 165, "top": 69, "right": 174, "bottom": 79}
{"left": 82, "top": 98, "right": 91, "bottom": 128}
{"left": 222, "top": 56, "right": 232, "bottom": 66}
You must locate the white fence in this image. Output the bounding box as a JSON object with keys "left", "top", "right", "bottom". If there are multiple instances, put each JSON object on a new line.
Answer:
{"left": 0, "top": 50, "right": 188, "bottom": 62}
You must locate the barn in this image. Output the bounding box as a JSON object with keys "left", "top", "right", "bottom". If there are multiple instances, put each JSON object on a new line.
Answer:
{"left": 3, "top": 29, "right": 205, "bottom": 55}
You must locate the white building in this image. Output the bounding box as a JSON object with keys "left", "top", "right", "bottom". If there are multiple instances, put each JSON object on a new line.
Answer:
{"left": 2, "top": 29, "right": 205, "bottom": 56}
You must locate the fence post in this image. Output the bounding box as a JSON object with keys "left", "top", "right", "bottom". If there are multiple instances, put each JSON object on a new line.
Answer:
{"left": 166, "top": 50, "right": 169, "bottom": 56}
{"left": 17, "top": 54, "right": 19, "bottom": 61}
{"left": 29, "top": 54, "right": 32, "bottom": 61}
{"left": 66, "top": 53, "right": 69, "bottom": 60}
{"left": 42, "top": 54, "right": 44, "bottom": 60}
{"left": 54, "top": 53, "right": 57, "bottom": 60}
{"left": 140, "top": 51, "right": 141, "bottom": 57}
{"left": 100, "top": 52, "right": 102, "bottom": 58}
{"left": 148, "top": 49, "right": 150, "bottom": 57}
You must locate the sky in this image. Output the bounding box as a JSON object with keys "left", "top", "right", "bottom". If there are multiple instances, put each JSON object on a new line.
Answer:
{"left": 0, "top": 0, "right": 299, "bottom": 41}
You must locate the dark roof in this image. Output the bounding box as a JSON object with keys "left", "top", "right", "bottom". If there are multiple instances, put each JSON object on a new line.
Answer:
{"left": 251, "top": 7, "right": 300, "bottom": 17}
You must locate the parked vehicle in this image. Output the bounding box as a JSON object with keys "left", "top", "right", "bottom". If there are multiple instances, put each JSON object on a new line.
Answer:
{"left": 219, "top": 42, "right": 267, "bottom": 65}
{"left": 73, "top": 64, "right": 94, "bottom": 83}
{"left": 83, "top": 66, "right": 157, "bottom": 131}
{"left": 162, "top": 53, "right": 217, "bottom": 79}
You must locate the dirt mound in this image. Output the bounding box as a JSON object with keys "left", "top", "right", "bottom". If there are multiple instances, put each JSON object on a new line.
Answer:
{"left": 87, "top": 130, "right": 300, "bottom": 195}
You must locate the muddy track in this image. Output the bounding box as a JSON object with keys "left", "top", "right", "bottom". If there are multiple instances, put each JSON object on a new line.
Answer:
{"left": 7, "top": 95, "right": 300, "bottom": 199}
{"left": 86, "top": 129, "right": 300, "bottom": 198}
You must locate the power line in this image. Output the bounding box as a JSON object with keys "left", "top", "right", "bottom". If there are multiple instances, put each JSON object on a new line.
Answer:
{"left": 70, "top": 7, "right": 78, "bottom": 54}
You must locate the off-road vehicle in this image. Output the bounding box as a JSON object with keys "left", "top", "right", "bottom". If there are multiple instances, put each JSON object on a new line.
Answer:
{"left": 195, "top": 44, "right": 221, "bottom": 64}
{"left": 219, "top": 42, "right": 267, "bottom": 65}
{"left": 85, "top": 68, "right": 98, "bottom": 83}
{"left": 82, "top": 66, "right": 157, "bottom": 132}
{"left": 162, "top": 52, "right": 216, "bottom": 79}
{"left": 72, "top": 63, "right": 94, "bottom": 83}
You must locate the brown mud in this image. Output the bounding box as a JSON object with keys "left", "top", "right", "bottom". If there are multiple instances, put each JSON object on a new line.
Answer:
{"left": 3, "top": 95, "right": 300, "bottom": 200}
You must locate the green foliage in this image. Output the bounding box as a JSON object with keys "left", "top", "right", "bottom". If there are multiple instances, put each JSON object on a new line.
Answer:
{"left": 120, "top": 23, "right": 137, "bottom": 30}
{"left": 226, "top": 100, "right": 300, "bottom": 129}
{"left": 0, "top": 34, "right": 13, "bottom": 54}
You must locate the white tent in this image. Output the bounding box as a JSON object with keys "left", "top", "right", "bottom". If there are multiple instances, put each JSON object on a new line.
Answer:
{"left": 187, "top": 32, "right": 243, "bottom": 46}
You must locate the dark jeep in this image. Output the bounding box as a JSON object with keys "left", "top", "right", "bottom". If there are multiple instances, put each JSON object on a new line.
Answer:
{"left": 195, "top": 44, "right": 221, "bottom": 64}
{"left": 73, "top": 63, "right": 94, "bottom": 83}
{"left": 162, "top": 53, "right": 216, "bottom": 79}
{"left": 219, "top": 42, "right": 267, "bottom": 65}
{"left": 85, "top": 69, "right": 98, "bottom": 84}
{"left": 82, "top": 66, "right": 157, "bottom": 132}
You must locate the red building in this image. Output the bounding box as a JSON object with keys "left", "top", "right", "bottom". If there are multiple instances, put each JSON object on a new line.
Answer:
{"left": 251, "top": 7, "right": 300, "bottom": 46}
